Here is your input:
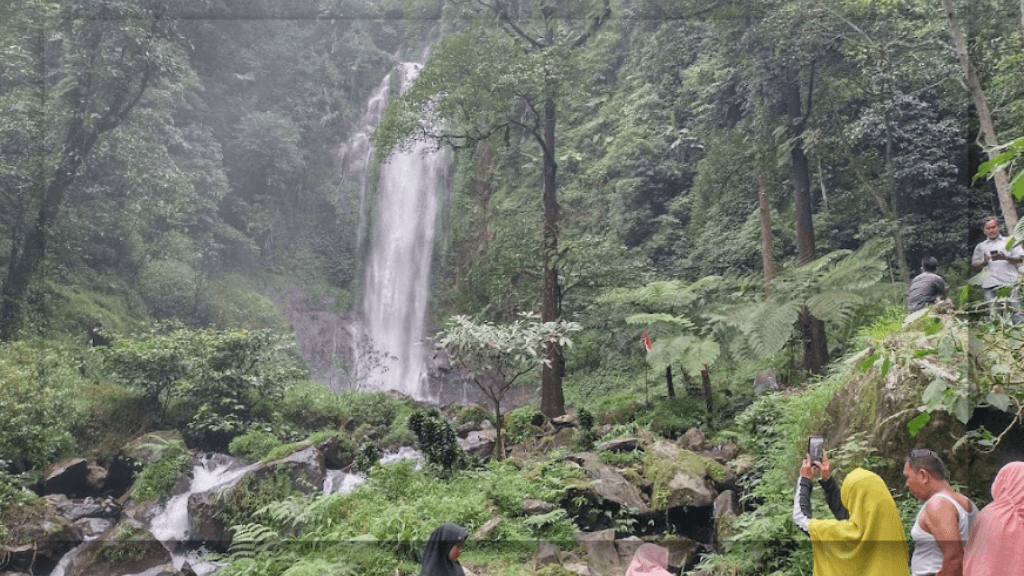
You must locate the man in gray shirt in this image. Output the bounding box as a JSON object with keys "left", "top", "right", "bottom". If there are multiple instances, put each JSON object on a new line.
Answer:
{"left": 971, "top": 215, "right": 1024, "bottom": 323}
{"left": 908, "top": 257, "right": 946, "bottom": 312}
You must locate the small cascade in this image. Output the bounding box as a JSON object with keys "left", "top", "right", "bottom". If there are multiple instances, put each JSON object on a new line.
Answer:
{"left": 322, "top": 447, "right": 424, "bottom": 496}
{"left": 49, "top": 540, "right": 93, "bottom": 576}
{"left": 323, "top": 469, "right": 365, "bottom": 495}
{"left": 148, "top": 453, "right": 260, "bottom": 574}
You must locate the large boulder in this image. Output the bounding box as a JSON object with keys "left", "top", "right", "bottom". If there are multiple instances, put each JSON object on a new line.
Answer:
{"left": 575, "top": 529, "right": 620, "bottom": 576}
{"left": 713, "top": 490, "right": 740, "bottom": 552}
{"left": 642, "top": 441, "right": 722, "bottom": 510}
{"left": 533, "top": 540, "right": 563, "bottom": 570}
{"left": 63, "top": 518, "right": 176, "bottom": 576}
{"left": 572, "top": 453, "right": 650, "bottom": 513}
{"left": 42, "top": 458, "right": 91, "bottom": 497}
{"left": 659, "top": 535, "right": 699, "bottom": 570}
{"left": 43, "top": 494, "right": 120, "bottom": 522}
{"left": 0, "top": 502, "right": 83, "bottom": 575}
{"left": 821, "top": 327, "right": 1000, "bottom": 495}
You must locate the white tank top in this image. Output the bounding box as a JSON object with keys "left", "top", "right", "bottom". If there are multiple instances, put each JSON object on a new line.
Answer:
{"left": 910, "top": 492, "right": 978, "bottom": 575}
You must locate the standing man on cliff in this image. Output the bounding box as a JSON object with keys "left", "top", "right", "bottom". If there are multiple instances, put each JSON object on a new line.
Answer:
{"left": 904, "top": 449, "right": 978, "bottom": 576}
{"left": 971, "top": 215, "right": 1024, "bottom": 323}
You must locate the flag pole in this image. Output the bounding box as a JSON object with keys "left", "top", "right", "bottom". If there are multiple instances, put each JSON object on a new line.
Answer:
{"left": 642, "top": 331, "right": 652, "bottom": 405}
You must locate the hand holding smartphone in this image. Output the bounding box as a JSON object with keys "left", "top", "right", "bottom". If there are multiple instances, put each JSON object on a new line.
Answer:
{"left": 808, "top": 436, "right": 824, "bottom": 466}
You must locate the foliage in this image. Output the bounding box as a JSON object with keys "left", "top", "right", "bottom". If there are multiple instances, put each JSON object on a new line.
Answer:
{"left": 352, "top": 441, "right": 380, "bottom": 475}
{"left": 439, "top": 313, "right": 581, "bottom": 456}
{"left": 700, "top": 369, "right": 844, "bottom": 575}
{"left": 230, "top": 429, "right": 284, "bottom": 462}
{"left": 975, "top": 134, "right": 1024, "bottom": 200}
{"left": 406, "top": 408, "right": 472, "bottom": 476}
{"left": 0, "top": 464, "right": 38, "bottom": 519}
{"left": 0, "top": 341, "right": 84, "bottom": 472}
{"left": 902, "top": 311, "right": 1022, "bottom": 451}
{"left": 503, "top": 406, "right": 545, "bottom": 446}
{"left": 132, "top": 436, "right": 190, "bottom": 501}
{"left": 104, "top": 327, "right": 307, "bottom": 451}
{"left": 213, "top": 458, "right": 576, "bottom": 576}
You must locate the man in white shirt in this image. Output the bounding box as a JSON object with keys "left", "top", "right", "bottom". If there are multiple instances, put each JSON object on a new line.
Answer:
{"left": 903, "top": 448, "right": 978, "bottom": 576}
{"left": 971, "top": 216, "right": 1024, "bottom": 323}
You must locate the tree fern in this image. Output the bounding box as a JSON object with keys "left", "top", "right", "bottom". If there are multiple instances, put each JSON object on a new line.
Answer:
{"left": 740, "top": 300, "right": 802, "bottom": 359}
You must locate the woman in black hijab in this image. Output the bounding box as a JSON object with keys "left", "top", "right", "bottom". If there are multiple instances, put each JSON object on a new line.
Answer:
{"left": 419, "top": 522, "right": 467, "bottom": 576}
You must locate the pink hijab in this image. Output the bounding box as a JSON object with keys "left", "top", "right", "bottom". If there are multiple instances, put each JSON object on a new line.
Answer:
{"left": 965, "top": 461, "right": 1024, "bottom": 576}
{"left": 625, "top": 543, "right": 672, "bottom": 576}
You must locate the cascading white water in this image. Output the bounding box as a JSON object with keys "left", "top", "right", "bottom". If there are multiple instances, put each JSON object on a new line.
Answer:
{"left": 148, "top": 454, "right": 259, "bottom": 575}
{"left": 338, "top": 62, "right": 447, "bottom": 399}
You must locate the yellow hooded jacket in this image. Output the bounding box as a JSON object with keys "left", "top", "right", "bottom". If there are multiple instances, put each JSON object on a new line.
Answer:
{"left": 807, "top": 468, "right": 910, "bottom": 576}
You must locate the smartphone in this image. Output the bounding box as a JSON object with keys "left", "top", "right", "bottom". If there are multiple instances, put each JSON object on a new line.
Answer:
{"left": 808, "top": 436, "right": 824, "bottom": 465}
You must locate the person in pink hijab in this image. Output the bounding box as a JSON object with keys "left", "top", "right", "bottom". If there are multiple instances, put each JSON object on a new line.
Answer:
{"left": 625, "top": 543, "right": 673, "bottom": 576}
{"left": 964, "top": 461, "right": 1024, "bottom": 576}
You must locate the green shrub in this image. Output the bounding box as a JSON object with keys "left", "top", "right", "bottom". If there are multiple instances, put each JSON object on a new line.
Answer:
{"left": 456, "top": 404, "right": 491, "bottom": 425}
{"left": 0, "top": 341, "right": 83, "bottom": 471}
{"left": 503, "top": 406, "right": 543, "bottom": 445}
{"left": 229, "top": 429, "right": 283, "bottom": 461}
{"left": 279, "top": 379, "right": 346, "bottom": 432}
{"left": 352, "top": 442, "right": 380, "bottom": 474}
{"left": 107, "top": 326, "right": 307, "bottom": 451}
{"left": 337, "top": 390, "right": 400, "bottom": 428}
{"left": 202, "top": 275, "right": 288, "bottom": 331}
{"left": 133, "top": 437, "right": 191, "bottom": 501}
{"left": 635, "top": 396, "right": 708, "bottom": 439}
{"left": 407, "top": 408, "right": 472, "bottom": 476}
{"left": 139, "top": 259, "right": 204, "bottom": 322}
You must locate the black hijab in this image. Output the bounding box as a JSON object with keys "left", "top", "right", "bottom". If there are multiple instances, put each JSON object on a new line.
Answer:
{"left": 419, "top": 522, "right": 467, "bottom": 576}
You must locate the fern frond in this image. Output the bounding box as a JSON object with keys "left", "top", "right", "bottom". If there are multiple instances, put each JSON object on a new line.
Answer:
{"left": 742, "top": 300, "right": 801, "bottom": 358}
{"left": 806, "top": 291, "right": 865, "bottom": 326}
{"left": 523, "top": 508, "right": 568, "bottom": 529}
{"left": 624, "top": 313, "right": 695, "bottom": 332}
{"left": 228, "top": 523, "right": 282, "bottom": 557}
{"left": 671, "top": 336, "right": 721, "bottom": 376}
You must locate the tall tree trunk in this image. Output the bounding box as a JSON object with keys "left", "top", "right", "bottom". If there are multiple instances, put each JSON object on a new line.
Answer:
{"left": 493, "top": 402, "right": 505, "bottom": 461}
{"left": 1, "top": 128, "right": 94, "bottom": 339}
{"left": 784, "top": 68, "right": 815, "bottom": 265}
{"left": 666, "top": 365, "right": 675, "bottom": 398}
{"left": 798, "top": 304, "right": 829, "bottom": 375}
{"left": 942, "top": 0, "right": 1019, "bottom": 229}
{"left": 539, "top": 95, "right": 565, "bottom": 418}
{"left": 700, "top": 365, "right": 713, "bottom": 418}
{"left": 884, "top": 110, "right": 911, "bottom": 284}
{"left": 783, "top": 68, "right": 827, "bottom": 375}
{"left": 756, "top": 168, "right": 776, "bottom": 297}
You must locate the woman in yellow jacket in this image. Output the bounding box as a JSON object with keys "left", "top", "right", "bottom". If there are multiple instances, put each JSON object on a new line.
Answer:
{"left": 792, "top": 453, "right": 911, "bottom": 576}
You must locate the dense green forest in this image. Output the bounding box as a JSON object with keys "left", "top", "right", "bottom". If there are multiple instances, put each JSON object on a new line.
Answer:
{"left": 2, "top": 0, "right": 1024, "bottom": 575}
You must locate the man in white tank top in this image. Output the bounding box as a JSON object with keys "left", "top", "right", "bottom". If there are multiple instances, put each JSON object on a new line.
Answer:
{"left": 903, "top": 448, "right": 979, "bottom": 576}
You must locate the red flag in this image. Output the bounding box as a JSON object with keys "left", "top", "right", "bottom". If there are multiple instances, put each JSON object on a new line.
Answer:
{"left": 642, "top": 330, "right": 652, "bottom": 351}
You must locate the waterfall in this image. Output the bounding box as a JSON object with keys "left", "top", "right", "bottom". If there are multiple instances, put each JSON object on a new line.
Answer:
{"left": 337, "top": 62, "right": 447, "bottom": 400}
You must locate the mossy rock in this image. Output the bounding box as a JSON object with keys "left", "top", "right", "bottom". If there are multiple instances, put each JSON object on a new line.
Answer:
{"left": 821, "top": 330, "right": 999, "bottom": 499}
{"left": 642, "top": 440, "right": 722, "bottom": 510}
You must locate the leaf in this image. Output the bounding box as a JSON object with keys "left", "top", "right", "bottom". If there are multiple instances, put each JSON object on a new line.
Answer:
{"left": 953, "top": 396, "right": 973, "bottom": 424}
{"left": 859, "top": 352, "right": 880, "bottom": 372}
{"left": 879, "top": 356, "right": 891, "bottom": 379}
{"left": 907, "top": 413, "right": 930, "bottom": 437}
{"left": 921, "top": 380, "right": 947, "bottom": 405}
{"left": 986, "top": 393, "right": 1011, "bottom": 412}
